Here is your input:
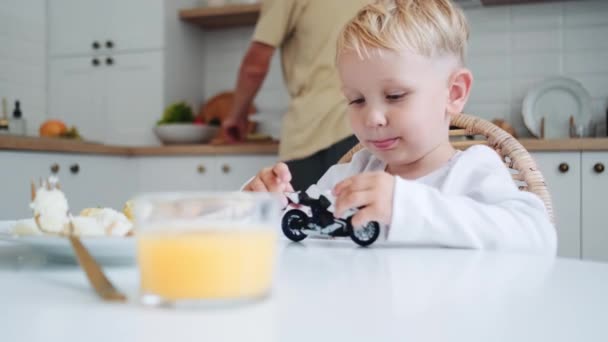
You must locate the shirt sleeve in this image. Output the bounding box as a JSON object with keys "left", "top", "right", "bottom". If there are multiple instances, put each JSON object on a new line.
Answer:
{"left": 388, "top": 148, "right": 557, "bottom": 254}
{"left": 253, "top": 0, "right": 301, "bottom": 47}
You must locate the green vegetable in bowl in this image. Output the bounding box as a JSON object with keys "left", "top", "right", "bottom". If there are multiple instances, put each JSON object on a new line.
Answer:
{"left": 157, "top": 101, "right": 194, "bottom": 125}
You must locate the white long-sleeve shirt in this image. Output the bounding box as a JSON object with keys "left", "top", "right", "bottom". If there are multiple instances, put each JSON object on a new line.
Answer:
{"left": 316, "top": 145, "right": 557, "bottom": 254}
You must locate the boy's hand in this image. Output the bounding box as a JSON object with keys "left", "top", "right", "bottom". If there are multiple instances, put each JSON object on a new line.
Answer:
{"left": 333, "top": 172, "right": 395, "bottom": 228}
{"left": 244, "top": 162, "right": 294, "bottom": 194}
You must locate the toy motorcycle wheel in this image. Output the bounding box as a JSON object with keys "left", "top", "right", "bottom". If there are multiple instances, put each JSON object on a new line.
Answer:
{"left": 281, "top": 209, "right": 308, "bottom": 242}
{"left": 349, "top": 221, "right": 380, "bottom": 247}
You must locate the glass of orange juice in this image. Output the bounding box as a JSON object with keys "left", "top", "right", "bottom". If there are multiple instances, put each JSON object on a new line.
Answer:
{"left": 133, "top": 192, "right": 281, "bottom": 308}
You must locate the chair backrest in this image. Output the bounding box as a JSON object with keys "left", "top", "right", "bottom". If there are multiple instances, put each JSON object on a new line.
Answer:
{"left": 337, "top": 113, "right": 554, "bottom": 223}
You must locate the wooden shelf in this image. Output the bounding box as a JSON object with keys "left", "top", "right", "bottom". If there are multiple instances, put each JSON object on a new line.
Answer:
{"left": 179, "top": 3, "right": 261, "bottom": 29}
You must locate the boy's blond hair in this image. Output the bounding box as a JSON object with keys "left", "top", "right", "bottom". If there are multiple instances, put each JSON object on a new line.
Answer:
{"left": 337, "top": 0, "right": 469, "bottom": 64}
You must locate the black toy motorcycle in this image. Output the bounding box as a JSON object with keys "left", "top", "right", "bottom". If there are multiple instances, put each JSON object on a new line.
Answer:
{"left": 281, "top": 191, "right": 380, "bottom": 247}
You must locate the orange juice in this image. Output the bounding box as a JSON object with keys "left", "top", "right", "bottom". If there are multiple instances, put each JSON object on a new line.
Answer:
{"left": 137, "top": 228, "right": 277, "bottom": 301}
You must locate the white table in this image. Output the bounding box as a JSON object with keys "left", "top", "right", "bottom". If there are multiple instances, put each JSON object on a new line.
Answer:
{"left": 1, "top": 239, "right": 608, "bottom": 342}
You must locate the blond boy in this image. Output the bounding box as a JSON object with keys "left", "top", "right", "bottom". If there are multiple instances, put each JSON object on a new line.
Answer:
{"left": 244, "top": 0, "right": 556, "bottom": 253}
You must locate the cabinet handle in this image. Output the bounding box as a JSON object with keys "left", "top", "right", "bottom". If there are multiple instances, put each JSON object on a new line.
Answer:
{"left": 221, "top": 164, "right": 231, "bottom": 174}
{"left": 594, "top": 163, "right": 605, "bottom": 174}
{"left": 197, "top": 165, "right": 206, "bottom": 174}
{"left": 70, "top": 164, "right": 80, "bottom": 174}
{"left": 105, "top": 57, "right": 114, "bottom": 66}
{"left": 92, "top": 41, "right": 100, "bottom": 50}
{"left": 558, "top": 163, "right": 569, "bottom": 173}
{"left": 50, "top": 163, "right": 60, "bottom": 174}
{"left": 105, "top": 40, "right": 114, "bottom": 49}
{"left": 92, "top": 58, "right": 100, "bottom": 67}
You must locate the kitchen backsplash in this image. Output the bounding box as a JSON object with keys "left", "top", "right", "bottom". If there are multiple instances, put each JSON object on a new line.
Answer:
{"left": 202, "top": 0, "right": 608, "bottom": 137}
{"left": 0, "top": 0, "right": 46, "bottom": 136}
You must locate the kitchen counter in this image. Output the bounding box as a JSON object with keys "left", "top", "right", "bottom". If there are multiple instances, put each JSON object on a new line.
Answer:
{"left": 3, "top": 135, "right": 608, "bottom": 156}
{"left": 0, "top": 135, "right": 279, "bottom": 156}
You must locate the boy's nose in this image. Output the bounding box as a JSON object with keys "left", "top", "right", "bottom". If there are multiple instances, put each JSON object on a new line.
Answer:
{"left": 364, "top": 108, "right": 387, "bottom": 127}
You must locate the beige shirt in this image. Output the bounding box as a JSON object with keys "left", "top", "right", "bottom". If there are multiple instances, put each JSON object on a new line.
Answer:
{"left": 253, "top": 0, "right": 369, "bottom": 161}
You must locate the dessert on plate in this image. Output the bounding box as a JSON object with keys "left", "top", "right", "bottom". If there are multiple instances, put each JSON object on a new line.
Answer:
{"left": 11, "top": 177, "right": 134, "bottom": 237}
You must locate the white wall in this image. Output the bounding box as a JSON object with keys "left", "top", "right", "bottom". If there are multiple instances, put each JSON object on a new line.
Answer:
{"left": 202, "top": 0, "right": 608, "bottom": 137}
{"left": 0, "top": 0, "right": 47, "bottom": 135}
{"left": 465, "top": 0, "right": 608, "bottom": 137}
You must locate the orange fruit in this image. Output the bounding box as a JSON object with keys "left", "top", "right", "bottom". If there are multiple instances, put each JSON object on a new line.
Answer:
{"left": 39, "top": 120, "right": 68, "bottom": 137}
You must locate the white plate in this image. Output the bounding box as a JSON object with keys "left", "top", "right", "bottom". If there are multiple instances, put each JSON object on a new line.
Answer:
{"left": 522, "top": 76, "right": 592, "bottom": 138}
{"left": 0, "top": 220, "right": 135, "bottom": 264}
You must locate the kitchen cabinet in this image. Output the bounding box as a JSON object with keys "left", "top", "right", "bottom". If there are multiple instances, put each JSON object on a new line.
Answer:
{"left": 57, "top": 154, "right": 135, "bottom": 213}
{"left": 532, "top": 152, "right": 581, "bottom": 258}
{"left": 0, "top": 151, "right": 135, "bottom": 220}
{"left": 136, "top": 156, "right": 218, "bottom": 192}
{"left": 533, "top": 151, "right": 608, "bottom": 261}
{"left": 49, "top": 0, "right": 163, "bottom": 57}
{"left": 103, "top": 52, "right": 164, "bottom": 145}
{"left": 48, "top": 56, "right": 107, "bottom": 143}
{"left": 215, "top": 155, "right": 278, "bottom": 190}
{"left": 49, "top": 52, "right": 163, "bottom": 145}
{"left": 48, "top": 0, "right": 107, "bottom": 57}
{"left": 136, "top": 155, "right": 277, "bottom": 192}
{"left": 581, "top": 152, "right": 608, "bottom": 262}
{"left": 48, "top": 0, "right": 205, "bottom": 146}
{"left": 0, "top": 151, "right": 277, "bottom": 220}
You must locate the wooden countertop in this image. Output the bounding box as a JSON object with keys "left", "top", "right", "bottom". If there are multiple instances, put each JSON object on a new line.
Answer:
{"left": 2, "top": 135, "right": 608, "bottom": 156}
{"left": 451, "top": 138, "right": 608, "bottom": 151}
{"left": 0, "top": 135, "right": 279, "bottom": 156}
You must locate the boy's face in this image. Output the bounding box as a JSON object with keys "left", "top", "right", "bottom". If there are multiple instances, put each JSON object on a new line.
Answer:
{"left": 338, "top": 49, "right": 457, "bottom": 166}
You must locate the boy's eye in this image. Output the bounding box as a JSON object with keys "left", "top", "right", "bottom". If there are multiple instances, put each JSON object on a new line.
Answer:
{"left": 386, "top": 93, "right": 406, "bottom": 101}
{"left": 348, "top": 98, "right": 365, "bottom": 105}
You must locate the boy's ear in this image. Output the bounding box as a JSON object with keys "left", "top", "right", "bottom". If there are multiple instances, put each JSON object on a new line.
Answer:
{"left": 446, "top": 68, "right": 473, "bottom": 114}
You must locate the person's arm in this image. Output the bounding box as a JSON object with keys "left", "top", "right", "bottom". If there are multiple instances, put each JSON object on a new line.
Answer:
{"left": 224, "top": 0, "right": 300, "bottom": 142}
{"left": 388, "top": 159, "right": 557, "bottom": 254}
{"left": 223, "top": 42, "right": 275, "bottom": 142}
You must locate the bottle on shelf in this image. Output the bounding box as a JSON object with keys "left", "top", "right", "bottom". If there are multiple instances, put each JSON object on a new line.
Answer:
{"left": 9, "top": 100, "right": 26, "bottom": 136}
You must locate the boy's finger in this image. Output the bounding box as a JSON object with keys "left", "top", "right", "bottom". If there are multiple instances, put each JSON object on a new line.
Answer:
{"left": 333, "top": 177, "right": 353, "bottom": 195}
{"left": 350, "top": 207, "right": 377, "bottom": 229}
{"left": 249, "top": 177, "right": 269, "bottom": 192}
{"left": 335, "top": 189, "right": 373, "bottom": 217}
{"left": 260, "top": 170, "right": 283, "bottom": 192}
{"left": 334, "top": 174, "right": 374, "bottom": 195}
{"left": 272, "top": 162, "right": 292, "bottom": 182}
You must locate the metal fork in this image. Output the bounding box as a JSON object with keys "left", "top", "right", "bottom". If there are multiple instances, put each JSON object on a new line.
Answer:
{"left": 31, "top": 180, "right": 127, "bottom": 302}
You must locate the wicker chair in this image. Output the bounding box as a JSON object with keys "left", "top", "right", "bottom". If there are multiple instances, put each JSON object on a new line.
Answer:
{"left": 337, "top": 113, "right": 554, "bottom": 223}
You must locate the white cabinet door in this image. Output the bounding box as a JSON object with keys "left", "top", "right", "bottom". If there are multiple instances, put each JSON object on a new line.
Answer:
{"left": 532, "top": 152, "right": 581, "bottom": 258}
{"left": 106, "top": 0, "right": 164, "bottom": 52}
{"left": 49, "top": 52, "right": 163, "bottom": 146}
{"left": 0, "top": 152, "right": 135, "bottom": 219}
{"left": 49, "top": 0, "right": 163, "bottom": 56}
{"left": 104, "top": 52, "right": 164, "bottom": 145}
{"left": 0, "top": 152, "right": 58, "bottom": 220}
{"left": 48, "top": 0, "right": 107, "bottom": 56}
{"left": 137, "top": 157, "right": 218, "bottom": 192}
{"left": 215, "top": 155, "right": 278, "bottom": 190}
{"left": 56, "top": 154, "right": 136, "bottom": 213}
{"left": 48, "top": 57, "right": 107, "bottom": 143}
{"left": 581, "top": 152, "right": 608, "bottom": 262}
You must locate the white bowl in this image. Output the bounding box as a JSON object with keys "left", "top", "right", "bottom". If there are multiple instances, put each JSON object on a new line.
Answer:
{"left": 154, "top": 124, "right": 219, "bottom": 144}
